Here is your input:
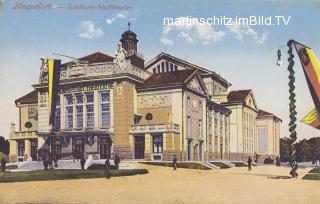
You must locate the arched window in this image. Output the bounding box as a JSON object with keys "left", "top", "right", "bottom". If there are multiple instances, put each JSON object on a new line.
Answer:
{"left": 187, "top": 97, "right": 191, "bottom": 106}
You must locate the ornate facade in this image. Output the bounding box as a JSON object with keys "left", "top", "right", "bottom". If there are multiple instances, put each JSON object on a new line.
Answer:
{"left": 8, "top": 28, "right": 280, "bottom": 162}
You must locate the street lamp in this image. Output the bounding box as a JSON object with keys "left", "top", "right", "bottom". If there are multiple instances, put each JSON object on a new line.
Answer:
{"left": 276, "top": 39, "right": 298, "bottom": 178}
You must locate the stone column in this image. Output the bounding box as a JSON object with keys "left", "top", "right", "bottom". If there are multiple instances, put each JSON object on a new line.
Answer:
{"left": 94, "top": 90, "right": 99, "bottom": 128}
{"left": 144, "top": 134, "right": 152, "bottom": 160}
{"left": 9, "top": 140, "right": 18, "bottom": 162}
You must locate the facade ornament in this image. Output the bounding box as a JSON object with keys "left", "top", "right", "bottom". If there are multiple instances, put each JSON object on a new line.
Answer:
{"left": 86, "top": 136, "right": 95, "bottom": 147}
{"left": 39, "top": 57, "right": 48, "bottom": 83}
{"left": 115, "top": 42, "right": 129, "bottom": 72}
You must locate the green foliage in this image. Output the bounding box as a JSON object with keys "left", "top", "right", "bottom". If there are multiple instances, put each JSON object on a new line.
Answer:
{"left": 87, "top": 163, "right": 117, "bottom": 170}
{"left": 209, "top": 162, "right": 231, "bottom": 169}
{"left": 302, "top": 173, "right": 320, "bottom": 180}
{"left": 0, "top": 152, "right": 9, "bottom": 162}
{"left": 0, "top": 169, "right": 148, "bottom": 183}
{"left": 280, "top": 136, "right": 320, "bottom": 162}
{"left": 309, "top": 168, "right": 320, "bottom": 174}
{"left": 5, "top": 165, "right": 18, "bottom": 170}
{"left": 0, "top": 136, "right": 10, "bottom": 155}
{"left": 280, "top": 137, "right": 291, "bottom": 162}
{"left": 140, "top": 162, "right": 211, "bottom": 170}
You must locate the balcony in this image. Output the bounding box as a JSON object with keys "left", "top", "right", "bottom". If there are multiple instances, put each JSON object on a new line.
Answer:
{"left": 10, "top": 131, "right": 38, "bottom": 140}
{"left": 130, "top": 123, "right": 180, "bottom": 134}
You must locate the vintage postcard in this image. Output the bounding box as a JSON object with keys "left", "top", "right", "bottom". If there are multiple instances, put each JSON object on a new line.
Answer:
{"left": 0, "top": 0, "right": 319, "bottom": 203}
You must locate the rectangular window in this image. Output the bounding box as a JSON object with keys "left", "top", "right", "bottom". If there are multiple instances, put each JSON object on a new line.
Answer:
{"left": 198, "top": 119, "right": 202, "bottom": 139}
{"left": 54, "top": 108, "right": 61, "bottom": 131}
{"left": 170, "top": 63, "right": 174, "bottom": 72}
{"left": 100, "top": 92, "right": 110, "bottom": 128}
{"left": 76, "top": 94, "right": 83, "bottom": 128}
{"left": 86, "top": 92, "right": 94, "bottom": 128}
{"left": 258, "top": 127, "right": 267, "bottom": 152}
{"left": 153, "top": 135, "right": 163, "bottom": 153}
{"left": 187, "top": 116, "right": 192, "bottom": 137}
{"left": 54, "top": 97, "right": 60, "bottom": 131}
{"left": 161, "top": 62, "right": 165, "bottom": 72}
{"left": 157, "top": 65, "right": 160, "bottom": 73}
{"left": 174, "top": 64, "right": 178, "bottom": 71}
{"left": 65, "top": 95, "right": 73, "bottom": 129}
{"left": 18, "top": 140, "right": 25, "bottom": 156}
{"left": 76, "top": 106, "right": 83, "bottom": 128}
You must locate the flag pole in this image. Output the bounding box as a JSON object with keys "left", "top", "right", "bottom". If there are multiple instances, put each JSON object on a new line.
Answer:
{"left": 286, "top": 40, "right": 298, "bottom": 178}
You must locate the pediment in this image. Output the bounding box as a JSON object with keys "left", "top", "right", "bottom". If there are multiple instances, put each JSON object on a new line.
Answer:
{"left": 186, "top": 74, "right": 207, "bottom": 95}
{"left": 245, "top": 93, "right": 258, "bottom": 110}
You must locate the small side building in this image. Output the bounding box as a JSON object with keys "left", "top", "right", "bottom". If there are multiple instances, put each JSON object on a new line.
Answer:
{"left": 256, "top": 109, "right": 282, "bottom": 161}
{"left": 9, "top": 90, "right": 44, "bottom": 162}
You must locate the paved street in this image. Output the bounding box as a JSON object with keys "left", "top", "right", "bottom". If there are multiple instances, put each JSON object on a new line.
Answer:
{"left": 0, "top": 163, "right": 319, "bottom": 204}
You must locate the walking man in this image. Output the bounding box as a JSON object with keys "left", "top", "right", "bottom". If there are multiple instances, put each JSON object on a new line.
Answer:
{"left": 172, "top": 155, "right": 177, "bottom": 170}
{"left": 114, "top": 154, "right": 121, "bottom": 169}
{"left": 105, "top": 156, "right": 111, "bottom": 179}
{"left": 80, "top": 156, "right": 86, "bottom": 170}
{"left": 247, "top": 156, "right": 252, "bottom": 171}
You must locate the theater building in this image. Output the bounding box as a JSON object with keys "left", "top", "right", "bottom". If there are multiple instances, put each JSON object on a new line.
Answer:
{"left": 9, "top": 28, "right": 233, "bottom": 162}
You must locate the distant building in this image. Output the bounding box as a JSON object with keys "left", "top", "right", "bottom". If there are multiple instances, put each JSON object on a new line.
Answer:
{"left": 9, "top": 91, "right": 43, "bottom": 162}
{"left": 256, "top": 109, "right": 282, "bottom": 161}
{"left": 220, "top": 90, "right": 259, "bottom": 161}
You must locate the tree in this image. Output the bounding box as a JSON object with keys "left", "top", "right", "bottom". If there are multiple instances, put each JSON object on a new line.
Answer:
{"left": 280, "top": 137, "right": 291, "bottom": 162}
{"left": 0, "top": 136, "right": 10, "bottom": 155}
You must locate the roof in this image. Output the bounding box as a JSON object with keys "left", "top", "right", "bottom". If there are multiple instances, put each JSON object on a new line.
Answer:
{"left": 257, "top": 109, "right": 282, "bottom": 122}
{"left": 138, "top": 69, "right": 196, "bottom": 88}
{"left": 227, "top": 89, "right": 252, "bottom": 102}
{"left": 15, "top": 90, "right": 38, "bottom": 105}
{"left": 145, "top": 52, "right": 231, "bottom": 87}
{"left": 78, "top": 51, "right": 114, "bottom": 64}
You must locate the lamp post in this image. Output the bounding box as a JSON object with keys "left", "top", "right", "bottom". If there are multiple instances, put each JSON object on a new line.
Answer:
{"left": 276, "top": 39, "right": 298, "bottom": 178}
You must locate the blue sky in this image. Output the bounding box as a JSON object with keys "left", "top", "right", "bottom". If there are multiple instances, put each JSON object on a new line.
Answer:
{"left": 0, "top": 0, "right": 320, "bottom": 140}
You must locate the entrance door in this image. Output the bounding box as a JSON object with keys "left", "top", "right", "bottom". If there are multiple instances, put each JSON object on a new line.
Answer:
{"left": 31, "top": 140, "right": 38, "bottom": 161}
{"left": 100, "top": 137, "right": 111, "bottom": 159}
{"left": 74, "top": 138, "right": 84, "bottom": 159}
{"left": 53, "top": 139, "right": 61, "bottom": 159}
{"left": 134, "top": 136, "right": 145, "bottom": 159}
{"left": 187, "top": 140, "right": 192, "bottom": 161}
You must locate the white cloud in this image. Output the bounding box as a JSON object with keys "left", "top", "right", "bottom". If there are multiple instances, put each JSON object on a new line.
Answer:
{"left": 226, "top": 21, "right": 268, "bottom": 44}
{"left": 256, "top": 33, "right": 268, "bottom": 44}
{"left": 160, "top": 16, "right": 225, "bottom": 46}
{"left": 106, "top": 17, "right": 115, "bottom": 25}
{"left": 178, "top": 31, "right": 194, "bottom": 44}
{"left": 78, "top": 21, "right": 103, "bottom": 39}
{"left": 160, "top": 36, "right": 173, "bottom": 46}
{"left": 106, "top": 12, "right": 128, "bottom": 25}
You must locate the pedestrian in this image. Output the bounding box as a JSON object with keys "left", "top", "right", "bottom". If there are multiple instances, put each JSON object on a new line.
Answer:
{"left": 172, "top": 155, "right": 177, "bottom": 170}
{"left": 43, "top": 155, "right": 48, "bottom": 170}
{"left": 105, "top": 156, "right": 111, "bottom": 179}
{"left": 114, "top": 154, "right": 120, "bottom": 169}
{"left": 247, "top": 156, "right": 252, "bottom": 171}
{"left": 54, "top": 155, "right": 58, "bottom": 168}
{"left": 80, "top": 156, "right": 86, "bottom": 170}
{"left": 275, "top": 156, "right": 281, "bottom": 167}
{"left": 1, "top": 157, "right": 6, "bottom": 172}
{"left": 48, "top": 154, "right": 53, "bottom": 169}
